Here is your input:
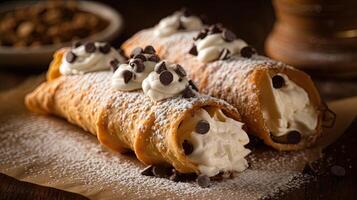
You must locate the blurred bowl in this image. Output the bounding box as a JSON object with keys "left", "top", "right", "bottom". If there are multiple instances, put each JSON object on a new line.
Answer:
{"left": 0, "top": 1, "right": 123, "bottom": 68}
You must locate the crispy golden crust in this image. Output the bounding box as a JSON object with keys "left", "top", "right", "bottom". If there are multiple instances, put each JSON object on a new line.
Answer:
{"left": 122, "top": 28, "right": 324, "bottom": 151}
{"left": 25, "top": 50, "right": 242, "bottom": 173}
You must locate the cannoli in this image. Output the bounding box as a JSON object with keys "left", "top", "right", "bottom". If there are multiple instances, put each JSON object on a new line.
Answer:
{"left": 25, "top": 45, "right": 251, "bottom": 178}
{"left": 122, "top": 18, "right": 329, "bottom": 151}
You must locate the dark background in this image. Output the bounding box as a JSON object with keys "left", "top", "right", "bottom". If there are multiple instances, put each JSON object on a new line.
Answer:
{"left": 101, "top": 0, "right": 274, "bottom": 54}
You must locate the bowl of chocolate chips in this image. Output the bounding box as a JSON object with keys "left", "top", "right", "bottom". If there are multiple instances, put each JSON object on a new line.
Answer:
{"left": 0, "top": 0, "right": 123, "bottom": 67}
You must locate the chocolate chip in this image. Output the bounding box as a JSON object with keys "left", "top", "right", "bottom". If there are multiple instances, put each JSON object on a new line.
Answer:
{"left": 155, "top": 61, "right": 167, "bottom": 74}
{"left": 182, "top": 140, "right": 194, "bottom": 155}
{"left": 271, "top": 130, "right": 301, "bottom": 144}
{"left": 143, "top": 45, "right": 156, "bottom": 54}
{"left": 222, "top": 29, "right": 236, "bottom": 42}
{"left": 208, "top": 24, "right": 222, "bottom": 35}
{"left": 73, "top": 41, "right": 82, "bottom": 48}
{"left": 181, "top": 7, "right": 192, "bottom": 17}
{"left": 141, "top": 165, "right": 154, "bottom": 176}
{"left": 197, "top": 175, "right": 210, "bottom": 188}
{"left": 147, "top": 54, "right": 160, "bottom": 62}
{"left": 330, "top": 165, "right": 346, "bottom": 177}
{"left": 130, "top": 47, "right": 143, "bottom": 58}
{"left": 178, "top": 78, "right": 183, "bottom": 82}
{"left": 65, "top": 51, "right": 76, "bottom": 63}
{"left": 287, "top": 131, "right": 301, "bottom": 144}
{"left": 99, "top": 43, "right": 111, "bottom": 54}
{"left": 133, "top": 54, "right": 147, "bottom": 62}
{"left": 189, "top": 80, "right": 199, "bottom": 91}
{"left": 129, "top": 59, "right": 145, "bottom": 73}
{"left": 194, "top": 30, "right": 207, "bottom": 41}
{"left": 196, "top": 120, "right": 210, "bottom": 134}
{"left": 218, "top": 48, "right": 231, "bottom": 60}
{"left": 84, "top": 42, "right": 96, "bottom": 53}
{"left": 159, "top": 71, "right": 173, "bottom": 85}
{"left": 189, "top": 45, "right": 198, "bottom": 56}
{"left": 240, "top": 46, "right": 256, "bottom": 58}
{"left": 110, "top": 59, "right": 119, "bottom": 72}
{"left": 152, "top": 165, "right": 173, "bottom": 178}
{"left": 174, "top": 64, "right": 186, "bottom": 77}
{"left": 182, "top": 86, "right": 196, "bottom": 98}
{"left": 122, "top": 70, "right": 133, "bottom": 84}
{"left": 272, "top": 75, "right": 285, "bottom": 89}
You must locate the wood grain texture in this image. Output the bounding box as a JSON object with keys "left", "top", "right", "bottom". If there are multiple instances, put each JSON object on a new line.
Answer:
{"left": 0, "top": 173, "right": 89, "bottom": 200}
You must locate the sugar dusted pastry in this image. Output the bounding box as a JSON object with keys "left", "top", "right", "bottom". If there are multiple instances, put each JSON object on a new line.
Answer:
{"left": 122, "top": 23, "right": 329, "bottom": 151}
{"left": 25, "top": 46, "right": 251, "bottom": 180}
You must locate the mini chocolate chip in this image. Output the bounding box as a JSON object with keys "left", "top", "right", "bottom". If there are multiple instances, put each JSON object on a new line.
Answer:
{"left": 178, "top": 78, "right": 183, "bottom": 82}
{"left": 99, "top": 43, "right": 111, "bottom": 54}
{"left": 182, "top": 140, "right": 194, "bottom": 155}
{"left": 148, "top": 54, "right": 160, "bottom": 62}
{"left": 141, "top": 165, "right": 154, "bottom": 176}
{"left": 66, "top": 51, "right": 76, "bottom": 63}
{"left": 196, "top": 120, "right": 210, "bottom": 134}
{"left": 110, "top": 59, "right": 119, "bottom": 72}
{"left": 129, "top": 59, "right": 145, "bottom": 73}
{"left": 143, "top": 45, "right": 156, "bottom": 54}
{"left": 189, "top": 45, "right": 198, "bottom": 56}
{"left": 330, "top": 165, "right": 346, "bottom": 177}
{"left": 287, "top": 131, "right": 301, "bottom": 144}
{"left": 152, "top": 165, "right": 173, "bottom": 178}
{"left": 194, "top": 30, "right": 208, "bottom": 41}
{"left": 155, "top": 61, "right": 167, "bottom": 74}
{"left": 197, "top": 175, "right": 210, "bottom": 188}
{"left": 73, "top": 41, "right": 82, "bottom": 48}
{"left": 208, "top": 24, "right": 222, "bottom": 35}
{"left": 159, "top": 71, "right": 173, "bottom": 85}
{"left": 174, "top": 64, "right": 187, "bottom": 77}
{"left": 240, "top": 46, "right": 256, "bottom": 58}
{"left": 130, "top": 47, "right": 143, "bottom": 58}
{"left": 84, "top": 42, "right": 96, "bottom": 53}
{"left": 182, "top": 86, "right": 196, "bottom": 98}
{"left": 218, "top": 48, "right": 231, "bottom": 60}
{"left": 122, "top": 70, "right": 133, "bottom": 84}
{"left": 222, "top": 29, "right": 236, "bottom": 42}
{"left": 189, "top": 80, "right": 199, "bottom": 91}
{"left": 181, "top": 7, "right": 192, "bottom": 17}
{"left": 272, "top": 75, "right": 285, "bottom": 89}
{"left": 133, "top": 54, "right": 147, "bottom": 62}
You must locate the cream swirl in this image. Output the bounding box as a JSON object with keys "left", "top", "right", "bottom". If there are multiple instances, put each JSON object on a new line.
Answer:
{"left": 142, "top": 61, "right": 189, "bottom": 101}
{"left": 181, "top": 108, "right": 250, "bottom": 177}
{"left": 60, "top": 42, "right": 125, "bottom": 75}
{"left": 112, "top": 56, "right": 157, "bottom": 91}
{"left": 261, "top": 73, "right": 318, "bottom": 138}
{"left": 155, "top": 11, "right": 203, "bottom": 37}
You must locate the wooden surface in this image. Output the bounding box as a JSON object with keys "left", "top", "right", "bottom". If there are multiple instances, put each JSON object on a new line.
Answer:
{"left": 0, "top": 173, "right": 88, "bottom": 200}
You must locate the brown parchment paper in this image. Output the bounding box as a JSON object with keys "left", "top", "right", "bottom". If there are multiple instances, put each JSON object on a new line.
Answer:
{"left": 0, "top": 76, "right": 356, "bottom": 200}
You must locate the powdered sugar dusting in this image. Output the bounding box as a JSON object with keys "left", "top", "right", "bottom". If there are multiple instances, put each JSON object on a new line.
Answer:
{"left": 0, "top": 112, "right": 316, "bottom": 199}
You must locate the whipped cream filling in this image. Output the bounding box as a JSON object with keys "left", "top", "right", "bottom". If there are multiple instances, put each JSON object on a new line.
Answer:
{"left": 142, "top": 61, "right": 189, "bottom": 101}
{"left": 112, "top": 56, "right": 156, "bottom": 91}
{"left": 261, "top": 73, "right": 318, "bottom": 137}
{"left": 60, "top": 42, "right": 125, "bottom": 75}
{"left": 155, "top": 12, "right": 203, "bottom": 37}
{"left": 195, "top": 34, "right": 247, "bottom": 63}
{"left": 187, "top": 109, "right": 250, "bottom": 177}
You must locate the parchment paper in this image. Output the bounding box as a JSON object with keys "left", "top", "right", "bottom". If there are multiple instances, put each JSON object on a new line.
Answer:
{"left": 0, "top": 76, "right": 356, "bottom": 200}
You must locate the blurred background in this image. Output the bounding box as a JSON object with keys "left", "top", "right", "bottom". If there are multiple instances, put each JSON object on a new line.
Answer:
{"left": 0, "top": 0, "right": 356, "bottom": 100}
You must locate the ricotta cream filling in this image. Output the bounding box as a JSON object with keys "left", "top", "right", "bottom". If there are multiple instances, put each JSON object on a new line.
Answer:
{"left": 261, "top": 73, "right": 318, "bottom": 137}
{"left": 187, "top": 109, "right": 250, "bottom": 177}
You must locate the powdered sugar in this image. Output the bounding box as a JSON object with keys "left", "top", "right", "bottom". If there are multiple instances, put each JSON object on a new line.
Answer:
{"left": 0, "top": 112, "right": 317, "bottom": 199}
